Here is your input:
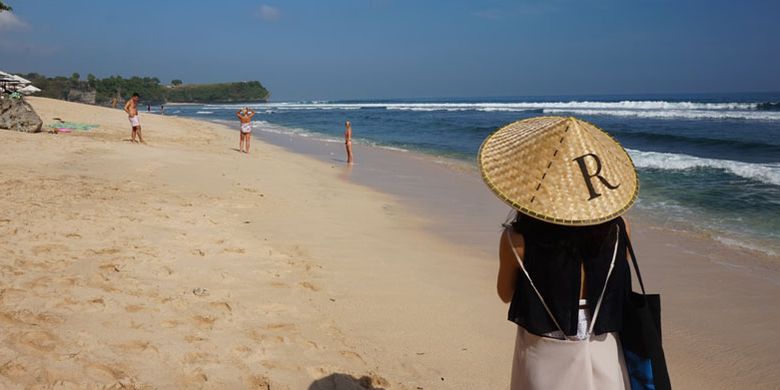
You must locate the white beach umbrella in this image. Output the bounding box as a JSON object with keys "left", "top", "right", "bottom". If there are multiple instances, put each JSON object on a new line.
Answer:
{"left": 9, "top": 74, "right": 32, "bottom": 85}
{"left": 0, "top": 70, "right": 17, "bottom": 82}
{"left": 18, "top": 85, "right": 41, "bottom": 95}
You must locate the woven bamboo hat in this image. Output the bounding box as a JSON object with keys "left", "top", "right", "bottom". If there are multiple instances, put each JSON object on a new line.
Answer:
{"left": 478, "top": 116, "right": 638, "bottom": 226}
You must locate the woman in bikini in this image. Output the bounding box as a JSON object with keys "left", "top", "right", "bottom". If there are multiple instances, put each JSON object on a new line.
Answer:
{"left": 236, "top": 107, "right": 256, "bottom": 153}
{"left": 344, "top": 120, "right": 354, "bottom": 164}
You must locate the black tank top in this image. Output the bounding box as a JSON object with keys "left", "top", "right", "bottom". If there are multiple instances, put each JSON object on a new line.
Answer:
{"left": 507, "top": 218, "right": 630, "bottom": 336}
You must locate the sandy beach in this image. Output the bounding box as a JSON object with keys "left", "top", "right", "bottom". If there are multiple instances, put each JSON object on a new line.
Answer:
{"left": 1, "top": 97, "right": 779, "bottom": 389}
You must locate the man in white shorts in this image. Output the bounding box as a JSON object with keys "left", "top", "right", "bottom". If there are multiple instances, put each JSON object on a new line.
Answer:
{"left": 236, "top": 107, "right": 256, "bottom": 153}
{"left": 124, "top": 93, "right": 145, "bottom": 143}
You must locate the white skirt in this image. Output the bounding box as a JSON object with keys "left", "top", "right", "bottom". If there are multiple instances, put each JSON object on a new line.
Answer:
{"left": 510, "top": 302, "right": 630, "bottom": 390}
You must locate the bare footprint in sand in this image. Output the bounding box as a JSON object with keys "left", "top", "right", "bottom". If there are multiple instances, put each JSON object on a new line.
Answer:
{"left": 98, "top": 263, "right": 121, "bottom": 273}
{"left": 299, "top": 281, "right": 321, "bottom": 292}
{"left": 9, "top": 330, "right": 59, "bottom": 353}
{"left": 339, "top": 350, "right": 367, "bottom": 364}
{"left": 192, "top": 315, "right": 217, "bottom": 329}
{"left": 90, "top": 247, "right": 122, "bottom": 255}
{"left": 246, "top": 375, "right": 272, "bottom": 389}
{"left": 111, "top": 340, "right": 159, "bottom": 354}
{"left": 183, "top": 352, "right": 218, "bottom": 364}
{"left": 0, "top": 360, "right": 28, "bottom": 381}
{"left": 208, "top": 301, "right": 233, "bottom": 313}
{"left": 124, "top": 304, "right": 144, "bottom": 313}
{"left": 84, "top": 363, "right": 132, "bottom": 384}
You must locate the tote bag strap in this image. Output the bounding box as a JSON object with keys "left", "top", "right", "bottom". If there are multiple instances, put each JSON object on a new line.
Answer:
{"left": 505, "top": 225, "right": 620, "bottom": 339}
{"left": 619, "top": 218, "right": 647, "bottom": 295}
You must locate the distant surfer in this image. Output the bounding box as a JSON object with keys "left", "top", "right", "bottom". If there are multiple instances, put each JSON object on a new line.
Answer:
{"left": 124, "top": 93, "right": 145, "bottom": 144}
{"left": 345, "top": 120, "right": 354, "bottom": 164}
{"left": 236, "top": 107, "right": 256, "bottom": 153}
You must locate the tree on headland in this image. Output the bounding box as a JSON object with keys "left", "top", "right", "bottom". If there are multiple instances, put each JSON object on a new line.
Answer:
{"left": 0, "top": 1, "right": 12, "bottom": 12}
{"left": 171, "top": 79, "right": 183, "bottom": 86}
{"left": 18, "top": 72, "right": 270, "bottom": 104}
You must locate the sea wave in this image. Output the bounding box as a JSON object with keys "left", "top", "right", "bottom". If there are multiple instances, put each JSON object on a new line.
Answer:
{"left": 543, "top": 108, "right": 780, "bottom": 121}
{"left": 261, "top": 101, "right": 766, "bottom": 111}
{"left": 628, "top": 149, "right": 780, "bottom": 186}
{"left": 199, "top": 100, "right": 780, "bottom": 121}
{"left": 195, "top": 111, "right": 214, "bottom": 114}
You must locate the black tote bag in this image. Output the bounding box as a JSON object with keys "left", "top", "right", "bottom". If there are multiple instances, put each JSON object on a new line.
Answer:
{"left": 620, "top": 226, "right": 672, "bottom": 390}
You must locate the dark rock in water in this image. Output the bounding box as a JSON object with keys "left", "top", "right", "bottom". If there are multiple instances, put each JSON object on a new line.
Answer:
{"left": 0, "top": 96, "right": 43, "bottom": 133}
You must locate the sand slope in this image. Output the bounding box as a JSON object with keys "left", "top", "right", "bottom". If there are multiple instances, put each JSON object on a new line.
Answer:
{"left": 0, "top": 98, "right": 513, "bottom": 389}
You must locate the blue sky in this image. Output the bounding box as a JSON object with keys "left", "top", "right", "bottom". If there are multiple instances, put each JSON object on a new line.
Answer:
{"left": 1, "top": 0, "right": 778, "bottom": 100}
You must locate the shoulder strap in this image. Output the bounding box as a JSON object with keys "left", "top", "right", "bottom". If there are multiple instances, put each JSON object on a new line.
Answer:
{"left": 505, "top": 230, "right": 568, "bottom": 337}
{"left": 620, "top": 219, "right": 647, "bottom": 295}
{"left": 588, "top": 224, "right": 620, "bottom": 335}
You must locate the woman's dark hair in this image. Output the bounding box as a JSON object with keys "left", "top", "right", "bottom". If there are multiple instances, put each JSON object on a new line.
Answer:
{"left": 506, "top": 212, "right": 618, "bottom": 259}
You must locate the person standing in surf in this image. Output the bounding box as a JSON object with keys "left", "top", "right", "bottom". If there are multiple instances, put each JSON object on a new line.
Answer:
{"left": 236, "top": 107, "right": 256, "bottom": 153}
{"left": 345, "top": 120, "right": 354, "bottom": 164}
{"left": 124, "top": 93, "right": 145, "bottom": 144}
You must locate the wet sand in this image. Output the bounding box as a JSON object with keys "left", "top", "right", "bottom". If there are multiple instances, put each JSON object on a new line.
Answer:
{"left": 251, "top": 121, "right": 780, "bottom": 390}
{"left": 0, "top": 97, "right": 778, "bottom": 389}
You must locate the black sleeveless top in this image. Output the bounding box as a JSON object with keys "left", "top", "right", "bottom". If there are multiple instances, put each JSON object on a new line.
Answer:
{"left": 508, "top": 218, "right": 630, "bottom": 336}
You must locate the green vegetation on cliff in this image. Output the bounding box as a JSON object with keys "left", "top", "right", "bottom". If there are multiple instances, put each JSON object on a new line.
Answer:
{"left": 16, "top": 73, "right": 270, "bottom": 105}
{"left": 166, "top": 81, "right": 269, "bottom": 103}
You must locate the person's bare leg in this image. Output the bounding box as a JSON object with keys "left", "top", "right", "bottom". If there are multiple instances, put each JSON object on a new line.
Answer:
{"left": 131, "top": 127, "right": 137, "bottom": 143}
{"left": 246, "top": 134, "right": 251, "bottom": 154}
{"left": 136, "top": 126, "right": 146, "bottom": 144}
{"left": 239, "top": 132, "right": 244, "bottom": 152}
{"left": 346, "top": 142, "right": 353, "bottom": 164}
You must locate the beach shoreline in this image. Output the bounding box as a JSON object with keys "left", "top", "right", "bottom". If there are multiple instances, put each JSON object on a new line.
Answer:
{"left": 241, "top": 117, "right": 780, "bottom": 266}
{"left": 1, "top": 97, "right": 778, "bottom": 389}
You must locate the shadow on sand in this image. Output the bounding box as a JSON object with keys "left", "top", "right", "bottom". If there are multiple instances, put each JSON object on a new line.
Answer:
{"left": 308, "top": 373, "right": 387, "bottom": 390}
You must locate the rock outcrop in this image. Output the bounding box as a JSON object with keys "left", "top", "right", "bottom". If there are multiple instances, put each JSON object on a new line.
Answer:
{"left": 67, "top": 89, "right": 96, "bottom": 104}
{"left": 0, "top": 96, "right": 43, "bottom": 133}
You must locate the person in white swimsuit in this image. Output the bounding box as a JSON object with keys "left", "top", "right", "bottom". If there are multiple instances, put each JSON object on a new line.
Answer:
{"left": 236, "top": 107, "right": 256, "bottom": 154}
{"left": 124, "top": 93, "right": 145, "bottom": 143}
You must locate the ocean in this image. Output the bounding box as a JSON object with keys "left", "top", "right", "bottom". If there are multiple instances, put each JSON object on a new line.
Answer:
{"left": 166, "top": 93, "right": 780, "bottom": 256}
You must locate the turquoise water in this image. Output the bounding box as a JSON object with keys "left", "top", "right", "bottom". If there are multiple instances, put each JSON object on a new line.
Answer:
{"left": 168, "top": 93, "right": 780, "bottom": 256}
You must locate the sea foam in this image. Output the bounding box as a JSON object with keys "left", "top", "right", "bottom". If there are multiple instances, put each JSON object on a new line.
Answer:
{"left": 628, "top": 149, "right": 780, "bottom": 186}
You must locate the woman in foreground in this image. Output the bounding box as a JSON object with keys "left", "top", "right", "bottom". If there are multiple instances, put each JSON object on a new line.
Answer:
{"left": 478, "top": 116, "right": 639, "bottom": 390}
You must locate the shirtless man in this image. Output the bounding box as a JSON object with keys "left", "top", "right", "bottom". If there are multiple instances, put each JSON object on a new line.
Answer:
{"left": 124, "top": 93, "right": 145, "bottom": 143}
{"left": 236, "top": 107, "right": 256, "bottom": 153}
{"left": 344, "top": 120, "right": 354, "bottom": 164}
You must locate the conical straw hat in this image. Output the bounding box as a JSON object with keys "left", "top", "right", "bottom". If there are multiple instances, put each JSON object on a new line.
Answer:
{"left": 478, "top": 116, "right": 638, "bottom": 226}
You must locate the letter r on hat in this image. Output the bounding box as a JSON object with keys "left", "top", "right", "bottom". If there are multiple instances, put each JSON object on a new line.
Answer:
{"left": 573, "top": 153, "right": 620, "bottom": 200}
